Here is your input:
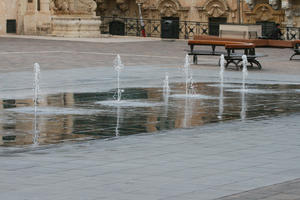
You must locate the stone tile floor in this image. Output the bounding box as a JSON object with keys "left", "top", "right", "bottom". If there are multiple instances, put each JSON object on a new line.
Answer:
{"left": 216, "top": 178, "right": 300, "bottom": 200}
{"left": 0, "top": 114, "right": 300, "bottom": 200}
{"left": 0, "top": 36, "right": 300, "bottom": 200}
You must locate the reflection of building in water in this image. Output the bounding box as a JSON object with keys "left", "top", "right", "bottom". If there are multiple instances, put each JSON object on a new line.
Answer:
{"left": 1, "top": 83, "right": 299, "bottom": 146}
{"left": 0, "top": 93, "right": 82, "bottom": 146}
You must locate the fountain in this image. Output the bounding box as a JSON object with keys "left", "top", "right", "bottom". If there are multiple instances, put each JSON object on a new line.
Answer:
{"left": 183, "top": 54, "right": 195, "bottom": 96}
{"left": 115, "top": 106, "right": 121, "bottom": 137}
{"left": 163, "top": 73, "right": 170, "bottom": 96}
{"left": 113, "top": 54, "right": 124, "bottom": 102}
{"left": 225, "top": 55, "right": 251, "bottom": 93}
{"left": 218, "top": 54, "right": 225, "bottom": 119}
{"left": 240, "top": 55, "right": 248, "bottom": 120}
{"left": 220, "top": 54, "right": 225, "bottom": 87}
{"left": 240, "top": 89, "right": 247, "bottom": 121}
{"left": 96, "top": 54, "right": 162, "bottom": 107}
{"left": 163, "top": 73, "right": 170, "bottom": 117}
{"left": 170, "top": 55, "right": 216, "bottom": 99}
{"left": 33, "top": 63, "right": 40, "bottom": 146}
{"left": 242, "top": 55, "right": 248, "bottom": 92}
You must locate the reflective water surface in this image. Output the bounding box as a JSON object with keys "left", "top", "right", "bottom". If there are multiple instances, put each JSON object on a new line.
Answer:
{"left": 1, "top": 82, "right": 300, "bottom": 147}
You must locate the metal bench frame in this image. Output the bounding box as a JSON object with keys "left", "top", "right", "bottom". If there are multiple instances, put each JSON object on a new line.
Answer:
{"left": 290, "top": 43, "right": 300, "bottom": 60}
{"left": 224, "top": 47, "right": 264, "bottom": 70}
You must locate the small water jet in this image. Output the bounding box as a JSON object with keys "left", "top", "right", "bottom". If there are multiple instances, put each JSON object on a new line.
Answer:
{"left": 163, "top": 73, "right": 170, "bottom": 96}
{"left": 163, "top": 73, "right": 170, "bottom": 117}
{"left": 240, "top": 89, "right": 247, "bottom": 121}
{"left": 113, "top": 54, "right": 124, "bottom": 102}
{"left": 240, "top": 55, "right": 248, "bottom": 120}
{"left": 183, "top": 54, "right": 196, "bottom": 96}
{"left": 218, "top": 55, "right": 225, "bottom": 119}
{"left": 115, "top": 106, "right": 121, "bottom": 137}
{"left": 220, "top": 54, "right": 225, "bottom": 87}
{"left": 33, "top": 63, "right": 40, "bottom": 146}
{"left": 242, "top": 55, "right": 248, "bottom": 92}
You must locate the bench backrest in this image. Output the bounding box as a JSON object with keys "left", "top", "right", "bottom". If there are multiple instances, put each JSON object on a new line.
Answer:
{"left": 293, "top": 40, "right": 300, "bottom": 49}
{"left": 192, "top": 35, "right": 293, "bottom": 48}
{"left": 188, "top": 40, "right": 244, "bottom": 46}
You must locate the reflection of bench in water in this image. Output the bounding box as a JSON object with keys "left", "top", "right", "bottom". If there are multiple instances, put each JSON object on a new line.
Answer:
{"left": 290, "top": 41, "right": 300, "bottom": 60}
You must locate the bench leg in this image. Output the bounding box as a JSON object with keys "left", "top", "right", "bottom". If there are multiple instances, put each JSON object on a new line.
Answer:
{"left": 235, "top": 60, "right": 241, "bottom": 71}
{"left": 290, "top": 53, "right": 297, "bottom": 60}
{"left": 251, "top": 60, "right": 262, "bottom": 70}
{"left": 193, "top": 55, "right": 197, "bottom": 64}
{"left": 225, "top": 60, "right": 240, "bottom": 71}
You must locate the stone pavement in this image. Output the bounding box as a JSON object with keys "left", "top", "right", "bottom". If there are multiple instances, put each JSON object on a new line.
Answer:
{"left": 1, "top": 114, "right": 300, "bottom": 200}
{"left": 0, "top": 36, "right": 300, "bottom": 200}
{"left": 0, "top": 35, "right": 299, "bottom": 74}
{"left": 217, "top": 178, "right": 300, "bottom": 200}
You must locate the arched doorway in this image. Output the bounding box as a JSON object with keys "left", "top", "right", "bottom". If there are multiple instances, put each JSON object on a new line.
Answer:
{"left": 158, "top": 0, "right": 181, "bottom": 39}
{"left": 161, "top": 17, "right": 179, "bottom": 39}
{"left": 109, "top": 21, "right": 125, "bottom": 35}
{"left": 209, "top": 17, "right": 227, "bottom": 36}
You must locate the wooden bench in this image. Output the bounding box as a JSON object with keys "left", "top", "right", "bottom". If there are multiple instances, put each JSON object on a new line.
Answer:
{"left": 188, "top": 40, "right": 243, "bottom": 64}
{"left": 224, "top": 43, "right": 265, "bottom": 70}
{"left": 290, "top": 40, "right": 300, "bottom": 60}
{"left": 191, "top": 35, "right": 298, "bottom": 61}
{"left": 192, "top": 35, "right": 294, "bottom": 48}
{"left": 187, "top": 40, "right": 265, "bottom": 70}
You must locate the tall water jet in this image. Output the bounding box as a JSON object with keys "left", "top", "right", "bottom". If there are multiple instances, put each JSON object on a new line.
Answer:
{"left": 115, "top": 106, "right": 121, "bottom": 137}
{"left": 218, "top": 54, "right": 225, "bottom": 119}
{"left": 183, "top": 54, "right": 195, "bottom": 96}
{"left": 163, "top": 73, "right": 170, "bottom": 117}
{"left": 113, "top": 54, "right": 124, "bottom": 102}
{"left": 220, "top": 54, "right": 225, "bottom": 87}
{"left": 163, "top": 73, "right": 170, "bottom": 96}
{"left": 240, "top": 55, "right": 248, "bottom": 120}
{"left": 240, "top": 89, "right": 247, "bottom": 121}
{"left": 242, "top": 55, "right": 248, "bottom": 92}
{"left": 33, "top": 63, "right": 40, "bottom": 146}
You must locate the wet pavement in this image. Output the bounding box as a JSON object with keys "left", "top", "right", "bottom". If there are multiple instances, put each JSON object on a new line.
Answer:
{"left": 1, "top": 82, "right": 300, "bottom": 147}
{"left": 0, "top": 36, "right": 300, "bottom": 199}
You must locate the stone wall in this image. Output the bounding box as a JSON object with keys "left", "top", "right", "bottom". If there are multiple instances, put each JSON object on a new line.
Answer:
{"left": 97, "top": 0, "right": 300, "bottom": 26}
{"left": 0, "top": 0, "right": 20, "bottom": 35}
{"left": 0, "top": 0, "right": 300, "bottom": 36}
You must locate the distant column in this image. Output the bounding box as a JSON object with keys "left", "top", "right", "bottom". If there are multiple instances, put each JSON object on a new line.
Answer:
{"left": 40, "top": 0, "right": 50, "bottom": 13}
{"left": 26, "top": 0, "right": 36, "bottom": 13}
{"left": 282, "top": 0, "right": 294, "bottom": 27}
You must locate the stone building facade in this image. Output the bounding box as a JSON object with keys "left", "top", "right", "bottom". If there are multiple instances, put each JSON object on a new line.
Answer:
{"left": 0, "top": 0, "right": 100, "bottom": 37}
{"left": 0, "top": 0, "right": 299, "bottom": 38}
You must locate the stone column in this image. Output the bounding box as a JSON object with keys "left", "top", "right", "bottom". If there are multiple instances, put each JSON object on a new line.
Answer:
{"left": 26, "top": 0, "right": 36, "bottom": 13}
{"left": 0, "top": 1, "right": 6, "bottom": 35}
{"left": 40, "top": 0, "right": 50, "bottom": 13}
